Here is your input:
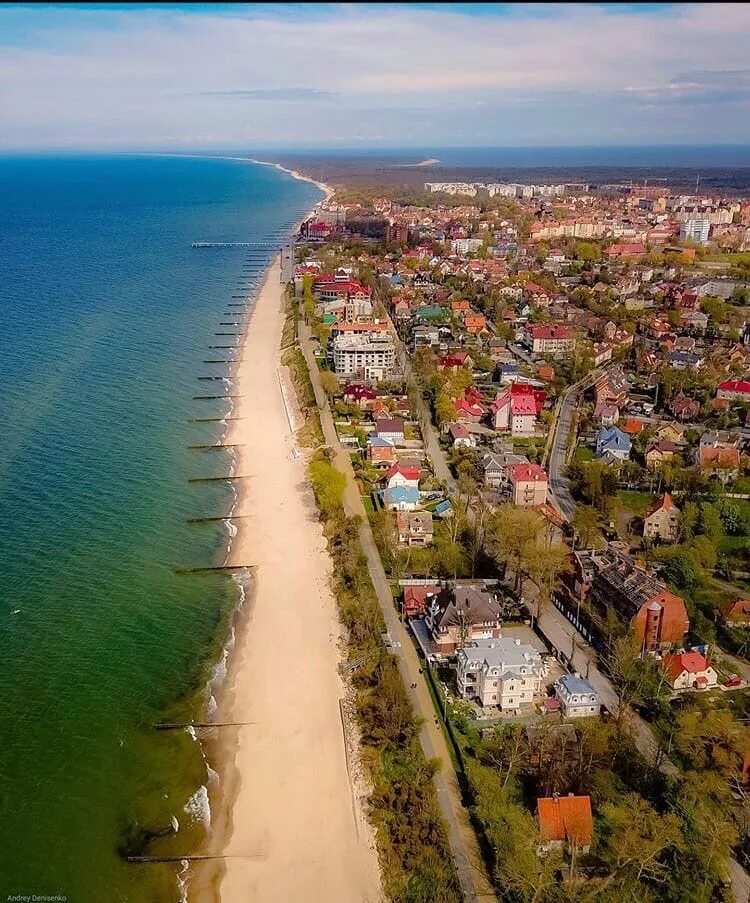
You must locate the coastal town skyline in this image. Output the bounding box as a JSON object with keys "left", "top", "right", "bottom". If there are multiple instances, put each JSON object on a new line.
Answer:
{"left": 2, "top": 2, "right": 750, "bottom": 149}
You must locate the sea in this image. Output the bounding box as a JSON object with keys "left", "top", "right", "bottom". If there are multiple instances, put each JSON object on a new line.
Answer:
{"left": 0, "top": 155, "right": 321, "bottom": 901}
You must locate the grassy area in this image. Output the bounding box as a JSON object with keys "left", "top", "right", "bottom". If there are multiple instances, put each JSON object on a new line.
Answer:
{"left": 307, "top": 451, "right": 461, "bottom": 901}
{"left": 281, "top": 346, "right": 324, "bottom": 448}
{"left": 617, "top": 489, "right": 653, "bottom": 516}
{"left": 573, "top": 444, "right": 595, "bottom": 463}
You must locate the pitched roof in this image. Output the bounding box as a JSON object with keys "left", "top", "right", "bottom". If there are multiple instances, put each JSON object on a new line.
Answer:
{"left": 537, "top": 795, "right": 593, "bottom": 846}
{"left": 718, "top": 379, "right": 750, "bottom": 394}
{"left": 427, "top": 585, "right": 501, "bottom": 630}
{"left": 662, "top": 651, "right": 710, "bottom": 681}
{"left": 511, "top": 393, "right": 537, "bottom": 416}
{"left": 508, "top": 462, "right": 548, "bottom": 483}
{"left": 644, "top": 492, "right": 679, "bottom": 519}
{"left": 385, "top": 463, "right": 421, "bottom": 482}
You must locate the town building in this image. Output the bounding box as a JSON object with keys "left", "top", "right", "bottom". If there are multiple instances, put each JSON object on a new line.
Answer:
{"left": 396, "top": 511, "right": 434, "bottom": 546}
{"left": 456, "top": 637, "right": 545, "bottom": 709}
{"left": 643, "top": 493, "right": 681, "bottom": 542}
{"left": 332, "top": 331, "right": 396, "bottom": 380}
{"left": 537, "top": 795, "right": 594, "bottom": 855}
{"left": 595, "top": 426, "right": 631, "bottom": 462}
{"left": 424, "top": 585, "right": 502, "bottom": 654}
{"left": 507, "top": 462, "right": 548, "bottom": 508}
{"left": 554, "top": 674, "right": 601, "bottom": 718}
{"left": 721, "top": 599, "right": 750, "bottom": 629}
{"left": 524, "top": 324, "right": 577, "bottom": 356}
{"left": 661, "top": 650, "right": 718, "bottom": 691}
{"left": 590, "top": 553, "right": 689, "bottom": 651}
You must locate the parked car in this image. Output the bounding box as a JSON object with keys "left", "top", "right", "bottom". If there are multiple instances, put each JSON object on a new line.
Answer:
{"left": 724, "top": 676, "right": 742, "bottom": 689}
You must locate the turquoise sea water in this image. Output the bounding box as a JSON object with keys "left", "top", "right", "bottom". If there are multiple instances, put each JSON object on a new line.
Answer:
{"left": 0, "top": 155, "right": 320, "bottom": 901}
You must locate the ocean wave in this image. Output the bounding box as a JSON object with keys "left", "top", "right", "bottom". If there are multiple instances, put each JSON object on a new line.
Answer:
{"left": 176, "top": 858, "right": 191, "bottom": 903}
{"left": 184, "top": 784, "right": 211, "bottom": 828}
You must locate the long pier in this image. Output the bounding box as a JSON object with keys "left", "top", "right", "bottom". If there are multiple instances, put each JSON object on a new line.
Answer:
{"left": 192, "top": 241, "right": 281, "bottom": 249}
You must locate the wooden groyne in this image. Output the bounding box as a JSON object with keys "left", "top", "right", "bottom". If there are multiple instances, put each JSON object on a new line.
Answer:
{"left": 128, "top": 854, "right": 261, "bottom": 863}
{"left": 191, "top": 396, "right": 243, "bottom": 401}
{"left": 188, "top": 417, "right": 243, "bottom": 423}
{"left": 187, "top": 475, "right": 253, "bottom": 483}
{"left": 153, "top": 721, "right": 256, "bottom": 730}
{"left": 187, "top": 442, "right": 244, "bottom": 449}
{"left": 186, "top": 514, "right": 253, "bottom": 523}
{"left": 197, "top": 376, "right": 229, "bottom": 381}
{"left": 208, "top": 345, "right": 238, "bottom": 350}
{"left": 175, "top": 565, "right": 253, "bottom": 575}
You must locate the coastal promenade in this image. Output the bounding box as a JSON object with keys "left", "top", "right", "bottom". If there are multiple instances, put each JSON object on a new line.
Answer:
{"left": 213, "top": 259, "right": 381, "bottom": 902}
{"left": 298, "top": 320, "right": 496, "bottom": 902}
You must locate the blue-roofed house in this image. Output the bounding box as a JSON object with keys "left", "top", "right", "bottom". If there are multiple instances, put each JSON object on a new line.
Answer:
{"left": 595, "top": 426, "right": 631, "bottom": 462}
{"left": 382, "top": 484, "right": 420, "bottom": 512}
{"left": 554, "top": 674, "right": 601, "bottom": 718}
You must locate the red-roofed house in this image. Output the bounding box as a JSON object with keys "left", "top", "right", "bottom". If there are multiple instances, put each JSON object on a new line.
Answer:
{"left": 454, "top": 399, "right": 485, "bottom": 423}
{"left": 717, "top": 380, "right": 750, "bottom": 403}
{"left": 402, "top": 584, "right": 440, "bottom": 618}
{"left": 510, "top": 393, "right": 537, "bottom": 436}
{"left": 464, "top": 314, "right": 487, "bottom": 334}
{"left": 661, "top": 651, "right": 718, "bottom": 691}
{"left": 537, "top": 795, "right": 593, "bottom": 854}
{"left": 605, "top": 242, "right": 646, "bottom": 259}
{"left": 384, "top": 463, "right": 420, "bottom": 490}
{"left": 698, "top": 445, "right": 740, "bottom": 480}
{"left": 524, "top": 324, "right": 576, "bottom": 355}
{"left": 508, "top": 463, "right": 548, "bottom": 508}
{"left": 448, "top": 422, "right": 475, "bottom": 448}
{"left": 632, "top": 590, "right": 690, "bottom": 651}
{"left": 721, "top": 599, "right": 750, "bottom": 629}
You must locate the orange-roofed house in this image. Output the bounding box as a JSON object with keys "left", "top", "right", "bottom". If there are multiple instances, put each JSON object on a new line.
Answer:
{"left": 451, "top": 299, "right": 471, "bottom": 314}
{"left": 661, "top": 651, "right": 718, "bottom": 691}
{"left": 621, "top": 418, "right": 644, "bottom": 436}
{"left": 721, "top": 599, "right": 750, "bottom": 629}
{"left": 633, "top": 590, "right": 690, "bottom": 652}
{"left": 464, "top": 314, "right": 487, "bottom": 334}
{"left": 698, "top": 445, "right": 741, "bottom": 481}
{"left": 537, "top": 795, "right": 593, "bottom": 854}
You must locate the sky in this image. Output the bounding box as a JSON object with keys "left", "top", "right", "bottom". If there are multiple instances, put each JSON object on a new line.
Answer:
{"left": 1, "top": 2, "right": 749, "bottom": 150}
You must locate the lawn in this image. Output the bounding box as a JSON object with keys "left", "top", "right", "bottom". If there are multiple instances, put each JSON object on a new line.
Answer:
{"left": 617, "top": 490, "right": 653, "bottom": 516}
{"left": 573, "top": 445, "right": 595, "bottom": 463}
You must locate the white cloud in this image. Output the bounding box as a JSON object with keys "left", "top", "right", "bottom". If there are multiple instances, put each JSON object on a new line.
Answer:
{"left": 0, "top": 3, "right": 748, "bottom": 147}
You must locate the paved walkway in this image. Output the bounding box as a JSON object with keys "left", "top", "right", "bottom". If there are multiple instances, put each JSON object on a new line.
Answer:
{"left": 299, "top": 322, "right": 495, "bottom": 902}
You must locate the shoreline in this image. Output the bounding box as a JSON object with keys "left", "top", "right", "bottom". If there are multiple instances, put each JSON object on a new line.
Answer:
{"left": 190, "top": 166, "right": 379, "bottom": 902}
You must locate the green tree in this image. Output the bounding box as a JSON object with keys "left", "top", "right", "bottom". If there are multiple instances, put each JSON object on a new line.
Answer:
{"left": 572, "top": 505, "right": 602, "bottom": 549}
{"left": 319, "top": 368, "right": 339, "bottom": 397}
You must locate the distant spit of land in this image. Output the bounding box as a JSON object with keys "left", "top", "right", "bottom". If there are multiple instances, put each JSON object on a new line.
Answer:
{"left": 271, "top": 153, "right": 750, "bottom": 195}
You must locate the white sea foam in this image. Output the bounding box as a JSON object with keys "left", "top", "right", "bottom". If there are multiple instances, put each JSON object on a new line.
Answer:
{"left": 176, "top": 858, "right": 191, "bottom": 903}
{"left": 171, "top": 814, "right": 179, "bottom": 833}
{"left": 225, "top": 518, "right": 238, "bottom": 540}
{"left": 207, "top": 764, "right": 220, "bottom": 787}
{"left": 184, "top": 784, "right": 211, "bottom": 828}
{"left": 186, "top": 725, "right": 197, "bottom": 742}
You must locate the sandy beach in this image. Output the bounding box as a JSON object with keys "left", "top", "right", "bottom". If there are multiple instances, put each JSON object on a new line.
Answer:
{"left": 210, "top": 257, "right": 381, "bottom": 902}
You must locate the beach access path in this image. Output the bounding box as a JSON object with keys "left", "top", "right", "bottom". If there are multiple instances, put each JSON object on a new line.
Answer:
{"left": 298, "top": 319, "right": 496, "bottom": 902}
{"left": 215, "top": 259, "right": 382, "bottom": 902}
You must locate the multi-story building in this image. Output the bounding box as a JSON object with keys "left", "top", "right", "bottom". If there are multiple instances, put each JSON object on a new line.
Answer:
{"left": 424, "top": 585, "right": 502, "bottom": 654}
{"left": 507, "top": 462, "right": 548, "bottom": 508}
{"left": 332, "top": 331, "right": 395, "bottom": 380}
{"left": 643, "top": 493, "right": 680, "bottom": 542}
{"left": 679, "top": 218, "right": 711, "bottom": 244}
{"left": 554, "top": 674, "right": 601, "bottom": 718}
{"left": 589, "top": 552, "right": 689, "bottom": 651}
{"left": 456, "top": 637, "right": 546, "bottom": 709}
{"left": 524, "top": 324, "right": 576, "bottom": 356}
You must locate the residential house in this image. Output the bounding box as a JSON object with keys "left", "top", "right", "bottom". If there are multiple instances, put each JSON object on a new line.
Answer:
{"left": 448, "top": 422, "right": 475, "bottom": 448}
{"left": 454, "top": 399, "right": 485, "bottom": 423}
{"left": 508, "top": 462, "right": 548, "bottom": 508}
{"left": 367, "top": 435, "right": 397, "bottom": 466}
{"left": 524, "top": 324, "right": 577, "bottom": 356}
{"left": 594, "top": 401, "right": 619, "bottom": 426}
{"left": 721, "top": 599, "right": 750, "bottom": 629}
{"left": 464, "top": 313, "right": 487, "bottom": 334}
{"left": 396, "top": 511, "right": 434, "bottom": 546}
{"left": 554, "top": 674, "right": 601, "bottom": 718}
{"left": 374, "top": 417, "right": 406, "bottom": 444}
{"left": 383, "top": 462, "right": 420, "bottom": 490}
{"left": 382, "top": 484, "right": 420, "bottom": 512}
{"left": 667, "top": 392, "right": 701, "bottom": 423}
{"left": 669, "top": 350, "right": 704, "bottom": 370}
{"left": 537, "top": 795, "right": 594, "bottom": 855}
{"left": 655, "top": 421, "right": 686, "bottom": 445}
{"left": 594, "top": 370, "right": 629, "bottom": 409}
{"left": 717, "top": 379, "right": 750, "bottom": 403}
{"left": 456, "top": 637, "right": 545, "bottom": 709}
{"left": 482, "top": 451, "right": 529, "bottom": 490}
{"left": 595, "top": 426, "right": 631, "bottom": 462}
{"left": 645, "top": 441, "right": 676, "bottom": 469}
{"left": 402, "top": 584, "right": 440, "bottom": 618}
{"left": 698, "top": 445, "right": 741, "bottom": 481}
{"left": 643, "top": 493, "right": 681, "bottom": 542}
{"left": 661, "top": 650, "right": 718, "bottom": 691}
{"left": 424, "top": 585, "right": 502, "bottom": 654}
